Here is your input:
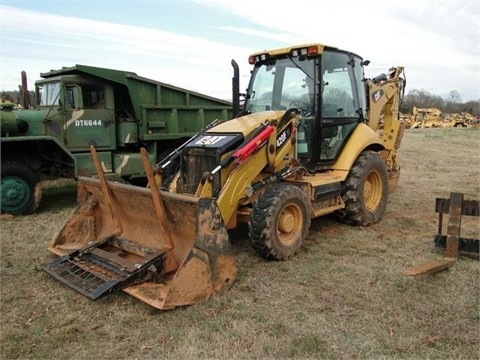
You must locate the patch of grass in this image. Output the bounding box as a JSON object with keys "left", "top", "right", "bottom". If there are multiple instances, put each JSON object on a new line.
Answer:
{"left": 1, "top": 128, "right": 479, "bottom": 359}
{"left": 289, "top": 335, "right": 329, "bottom": 357}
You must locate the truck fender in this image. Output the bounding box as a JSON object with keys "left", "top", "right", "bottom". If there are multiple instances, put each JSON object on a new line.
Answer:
{"left": 1, "top": 136, "right": 76, "bottom": 174}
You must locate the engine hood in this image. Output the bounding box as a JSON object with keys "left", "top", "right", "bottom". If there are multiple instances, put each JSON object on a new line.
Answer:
{"left": 1, "top": 108, "right": 50, "bottom": 137}
{"left": 207, "top": 110, "right": 285, "bottom": 136}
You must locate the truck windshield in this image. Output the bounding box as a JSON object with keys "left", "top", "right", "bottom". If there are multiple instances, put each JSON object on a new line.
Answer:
{"left": 37, "top": 82, "right": 61, "bottom": 106}
{"left": 246, "top": 57, "right": 315, "bottom": 115}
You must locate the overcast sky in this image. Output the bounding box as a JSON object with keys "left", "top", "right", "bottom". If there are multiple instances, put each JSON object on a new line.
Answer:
{"left": 1, "top": 1, "right": 479, "bottom": 102}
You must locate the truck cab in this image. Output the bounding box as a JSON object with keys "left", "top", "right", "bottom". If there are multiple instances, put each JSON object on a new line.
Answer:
{"left": 1, "top": 65, "right": 232, "bottom": 215}
{"left": 33, "top": 75, "right": 117, "bottom": 177}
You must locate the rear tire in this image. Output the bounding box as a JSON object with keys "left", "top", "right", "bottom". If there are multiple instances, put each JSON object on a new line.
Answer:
{"left": 1, "top": 163, "right": 42, "bottom": 215}
{"left": 336, "top": 150, "right": 388, "bottom": 226}
{"left": 249, "top": 183, "right": 310, "bottom": 260}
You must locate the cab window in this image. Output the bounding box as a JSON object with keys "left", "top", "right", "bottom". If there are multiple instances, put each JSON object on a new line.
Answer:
{"left": 82, "top": 84, "right": 105, "bottom": 109}
{"left": 38, "top": 82, "right": 61, "bottom": 106}
{"left": 322, "top": 53, "right": 355, "bottom": 117}
{"left": 319, "top": 51, "right": 358, "bottom": 161}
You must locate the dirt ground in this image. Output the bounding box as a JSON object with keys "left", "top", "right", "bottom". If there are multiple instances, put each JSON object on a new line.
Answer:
{"left": 1, "top": 127, "right": 479, "bottom": 359}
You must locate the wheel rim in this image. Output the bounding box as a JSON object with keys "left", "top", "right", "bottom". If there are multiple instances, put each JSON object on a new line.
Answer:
{"left": 1, "top": 176, "right": 31, "bottom": 211}
{"left": 363, "top": 169, "right": 383, "bottom": 211}
{"left": 277, "top": 203, "right": 303, "bottom": 246}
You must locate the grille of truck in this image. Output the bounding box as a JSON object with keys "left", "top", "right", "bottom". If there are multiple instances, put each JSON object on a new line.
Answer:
{"left": 181, "top": 147, "right": 219, "bottom": 195}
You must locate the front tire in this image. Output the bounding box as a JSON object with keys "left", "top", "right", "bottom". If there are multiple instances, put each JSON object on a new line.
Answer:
{"left": 336, "top": 150, "right": 388, "bottom": 226}
{"left": 249, "top": 183, "right": 310, "bottom": 260}
{"left": 1, "top": 163, "right": 42, "bottom": 215}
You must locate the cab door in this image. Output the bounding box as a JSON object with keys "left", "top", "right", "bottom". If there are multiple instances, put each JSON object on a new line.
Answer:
{"left": 318, "top": 51, "right": 362, "bottom": 162}
{"left": 64, "top": 83, "right": 115, "bottom": 152}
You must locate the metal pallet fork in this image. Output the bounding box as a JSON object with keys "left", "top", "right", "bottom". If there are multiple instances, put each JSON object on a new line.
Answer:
{"left": 403, "top": 192, "right": 479, "bottom": 276}
{"left": 42, "top": 235, "right": 166, "bottom": 299}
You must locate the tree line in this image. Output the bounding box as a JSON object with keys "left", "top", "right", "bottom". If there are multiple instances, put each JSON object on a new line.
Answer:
{"left": 2, "top": 88, "right": 479, "bottom": 116}
{"left": 1, "top": 90, "right": 34, "bottom": 107}
{"left": 399, "top": 89, "right": 479, "bottom": 116}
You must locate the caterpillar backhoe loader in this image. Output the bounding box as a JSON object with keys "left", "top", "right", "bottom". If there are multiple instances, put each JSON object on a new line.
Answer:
{"left": 43, "top": 43, "right": 406, "bottom": 310}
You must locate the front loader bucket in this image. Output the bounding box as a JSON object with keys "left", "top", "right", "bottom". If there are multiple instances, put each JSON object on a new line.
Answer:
{"left": 45, "top": 177, "right": 237, "bottom": 310}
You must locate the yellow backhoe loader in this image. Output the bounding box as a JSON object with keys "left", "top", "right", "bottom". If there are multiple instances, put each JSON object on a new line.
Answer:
{"left": 43, "top": 44, "right": 406, "bottom": 310}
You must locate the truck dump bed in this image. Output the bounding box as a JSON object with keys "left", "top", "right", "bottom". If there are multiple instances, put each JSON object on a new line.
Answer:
{"left": 40, "top": 64, "right": 233, "bottom": 139}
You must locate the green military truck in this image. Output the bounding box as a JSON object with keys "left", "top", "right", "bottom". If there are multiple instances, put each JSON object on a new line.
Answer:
{"left": 1, "top": 65, "right": 233, "bottom": 215}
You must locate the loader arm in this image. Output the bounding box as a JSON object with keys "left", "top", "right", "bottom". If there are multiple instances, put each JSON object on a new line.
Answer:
{"left": 199, "top": 114, "right": 298, "bottom": 227}
{"left": 217, "top": 141, "right": 270, "bottom": 226}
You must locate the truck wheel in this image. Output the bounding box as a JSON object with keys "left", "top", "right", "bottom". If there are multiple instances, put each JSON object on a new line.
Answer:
{"left": 1, "top": 163, "right": 42, "bottom": 215}
{"left": 249, "top": 183, "right": 310, "bottom": 260}
{"left": 336, "top": 150, "right": 388, "bottom": 226}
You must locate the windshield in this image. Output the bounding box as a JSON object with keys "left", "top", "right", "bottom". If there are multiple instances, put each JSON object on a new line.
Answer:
{"left": 37, "top": 82, "right": 61, "bottom": 106}
{"left": 245, "top": 57, "right": 315, "bottom": 115}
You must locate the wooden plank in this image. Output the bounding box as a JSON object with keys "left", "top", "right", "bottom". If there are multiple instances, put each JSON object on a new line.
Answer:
{"left": 445, "top": 192, "right": 463, "bottom": 258}
{"left": 463, "top": 200, "right": 480, "bottom": 216}
{"left": 90, "top": 248, "right": 134, "bottom": 271}
{"left": 91, "top": 246, "right": 165, "bottom": 273}
{"left": 402, "top": 258, "right": 456, "bottom": 276}
{"left": 435, "top": 197, "right": 480, "bottom": 216}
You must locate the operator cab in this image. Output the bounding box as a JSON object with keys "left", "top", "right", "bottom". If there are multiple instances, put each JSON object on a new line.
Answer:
{"left": 244, "top": 45, "right": 367, "bottom": 171}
